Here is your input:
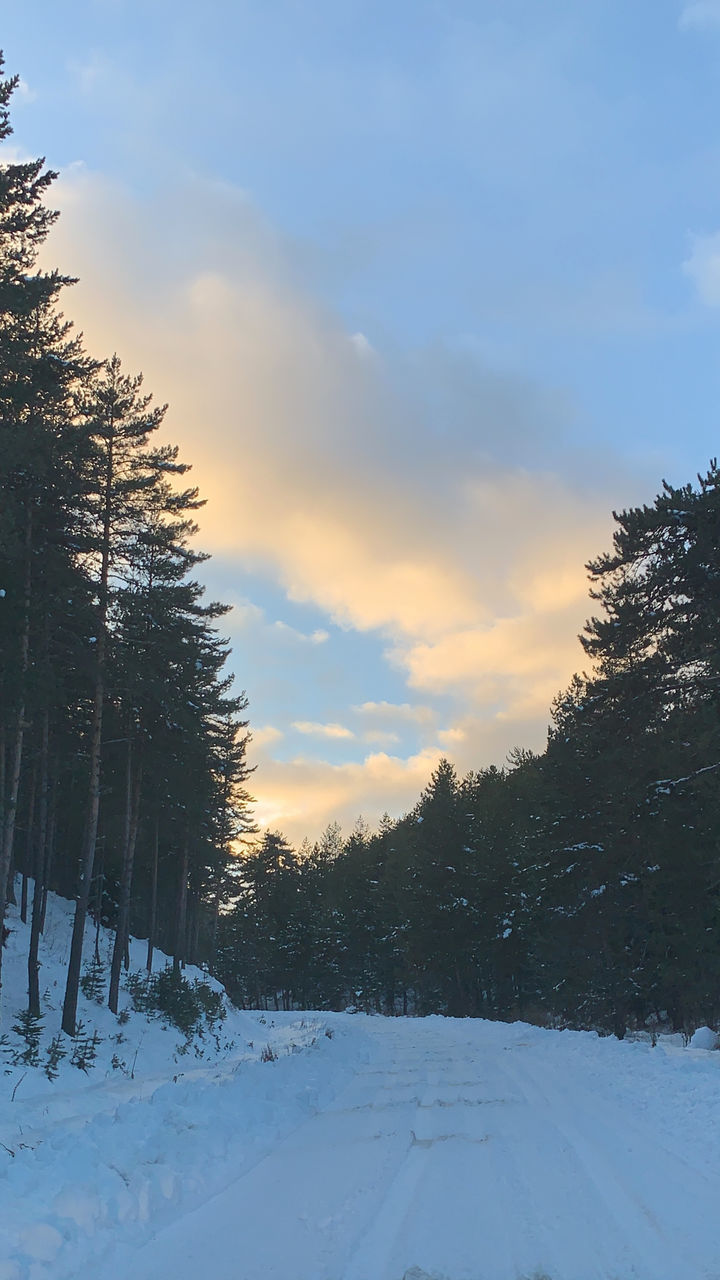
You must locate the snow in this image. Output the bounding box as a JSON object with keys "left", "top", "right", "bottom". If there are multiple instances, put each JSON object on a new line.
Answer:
{"left": 0, "top": 889, "right": 342, "bottom": 1278}
{"left": 689, "top": 1025, "right": 719, "bottom": 1050}
{"left": 2, "top": 889, "right": 720, "bottom": 1279}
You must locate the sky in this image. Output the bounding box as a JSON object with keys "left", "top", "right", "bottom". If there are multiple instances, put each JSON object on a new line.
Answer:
{"left": 4, "top": 0, "right": 720, "bottom": 843}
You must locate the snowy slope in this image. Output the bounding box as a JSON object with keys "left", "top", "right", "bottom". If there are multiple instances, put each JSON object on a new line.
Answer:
{"left": 2, "top": 890, "right": 720, "bottom": 1280}
{"left": 0, "top": 889, "right": 344, "bottom": 1280}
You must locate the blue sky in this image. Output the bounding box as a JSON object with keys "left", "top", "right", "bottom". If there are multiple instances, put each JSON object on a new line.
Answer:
{"left": 5, "top": 1, "right": 720, "bottom": 838}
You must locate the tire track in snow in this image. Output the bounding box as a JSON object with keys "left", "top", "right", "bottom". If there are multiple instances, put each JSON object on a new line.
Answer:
{"left": 339, "top": 1028, "right": 521, "bottom": 1280}
{"left": 500, "top": 1049, "right": 720, "bottom": 1280}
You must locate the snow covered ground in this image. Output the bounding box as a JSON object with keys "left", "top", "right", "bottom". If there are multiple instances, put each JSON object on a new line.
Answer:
{"left": 2, "top": 892, "right": 720, "bottom": 1280}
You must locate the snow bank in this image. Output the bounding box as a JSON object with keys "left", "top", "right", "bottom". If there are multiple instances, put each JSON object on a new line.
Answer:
{"left": 689, "top": 1025, "right": 719, "bottom": 1050}
{"left": 0, "top": 1018, "right": 363, "bottom": 1279}
{"left": 0, "top": 889, "right": 366, "bottom": 1279}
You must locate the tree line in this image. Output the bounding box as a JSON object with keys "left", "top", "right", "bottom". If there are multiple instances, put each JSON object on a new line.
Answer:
{"left": 219, "top": 463, "right": 720, "bottom": 1038}
{"left": 0, "top": 59, "right": 253, "bottom": 1035}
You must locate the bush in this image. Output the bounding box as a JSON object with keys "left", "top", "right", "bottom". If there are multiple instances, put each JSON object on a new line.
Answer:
{"left": 44, "top": 1033, "right": 67, "bottom": 1080}
{"left": 12, "top": 1010, "right": 43, "bottom": 1067}
{"left": 124, "top": 970, "right": 156, "bottom": 1014}
{"left": 125, "top": 967, "right": 226, "bottom": 1040}
{"left": 70, "top": 1021, "right": 101, "bottom": 1072}
{"left": 80, "top": 956, "right": 106, "bottom": 1004}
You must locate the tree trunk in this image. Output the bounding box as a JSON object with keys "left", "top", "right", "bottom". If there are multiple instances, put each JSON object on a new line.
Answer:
{"left": 93, "top": 828, "right": 104, "bottom": 965}
{"left": 146, "top": 815, "right": 158, "bottom": 973}
{"left": 0, "top": 505, "right": 32, "bottom": 1014}
{"left": 62, "top": 422, "right": 113, "bottom": 1037}
{"left": 28, "top": 712, "right": 50, "bottom": 1019}
{"left": 189, "top": 894, "right": 200, "bottom": 968}
{"left": 21, "top": 757, "right": 38, "bottom": 925}
{"left": 210, "top": 880, "right": 221, "bottom": 966}
{"left": 173, "top": 836, "right": 189, "bottom": 977}
{"left": 108, "top": 743, "right": 141, "bottom": 1014}
{"left": 39, "top": 779, "right": 56, "bottom": 935}
{"left": 61, "top": 637, "right": 106, "bottom": 1035}
{"left": 0, "top": 722, "right": 5, "bottom": 853}
{"left": 5, "top": 852, "right": 16, "bottom": 906}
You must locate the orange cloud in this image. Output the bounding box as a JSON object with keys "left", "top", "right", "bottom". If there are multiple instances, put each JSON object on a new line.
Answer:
{"left": 42, "top": 165, "right": 625, "bottom": 838}
{"left": 249, "top": 748, "right": 444, "bottom": 846}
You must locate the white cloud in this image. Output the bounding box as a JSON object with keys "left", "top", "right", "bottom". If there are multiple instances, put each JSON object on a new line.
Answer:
{"left": 684, "top": 231, "right": 720, "bottom": 305}
{"left": 229, "top": 600, "right": 328, "bottom": 646}
{"left": 15, "top": 78, "right": 37, "bottom": 104}
{"left": 0, "top": 143, "right": 34, "bottom": 165}
{"left": 362, "top": 729, "right": 401, "bottom": 746}
{"left": 679, "top": 1, "right": 720, "bottom": 29}
{"left": 251, "top": 725, "right": 284, "bottom": 748}
{"left": 354, "top": 701, "right": 436, "bottom": 725}
{"left": 68, "top": 54, "right": 110, "bottom": 94}
{"left": 231, "top": 600, "right": 266, "bottom": 629}
{"left": 350, "top": 331, "right": 374, "bottom": 358}
{"left": 272, "top": 621, "right": 329, "bottom": 645}
{"left": 292, "top": 721, "right": 355, "bottom": 740}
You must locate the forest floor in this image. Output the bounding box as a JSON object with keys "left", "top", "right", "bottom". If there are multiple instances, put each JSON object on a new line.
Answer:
{"left": 2, "top": 896, "right": 720, "bottom": 1280}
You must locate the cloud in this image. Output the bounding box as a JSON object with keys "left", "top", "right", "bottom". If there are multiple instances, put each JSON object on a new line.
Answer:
{"left": 683, "top": 232, "right": 720, "bottom": 305}
{"left": 354, "top": 701, "right": 436, "bottom": 725}
{"left": 292, "top": 721, "right": 355, "bottom": 740}
{"left": 362, "top": 729, "right": 401, "bottom": 746}
{"left": 679, "top": 1, "right": 720, "bottom": 29}
{"left": 0, "top": 143, "right": 34, "bottom": 165}
{"left": 273, "top": 622, "right": 329, "bottom": 645}
{"left": 437, "top": 726, "right": 466, "bottom": 746}
{"left": 42, "top": 164, "right": 623, "bottom": 837}
{"left": 68, "top": 54, "right": 111, "bottom": 94}
{"left": 15, "top": 78, "right": 37, "bottom": 105}
{"left": 350, "top": 331, "right": 374, "bottom": 358}
{"left": 251, "top": 725, "right": 284, "bottom": 749}
{"left": 230, "top": 599, "right": 328, "bottom": 646}
{"left": 250, "top": 748, "right": 444, "bottom": 845}
{"left": 428, "top": 709, "right": 552, "bottom": 778}
{"left": 47, "top": 167, "right": 610, "bottom": 641}
{"left": 401, "top": 615, "right": 580, "bottom": 719}
{"left": 231, "top": 600, "right": 265, "bottom": 629}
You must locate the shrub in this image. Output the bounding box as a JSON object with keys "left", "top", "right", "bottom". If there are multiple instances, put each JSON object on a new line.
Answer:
{"left": 125, "top": 967, "right": 226, "bottom": 1041}
{"left": 12, "top": 1011, "right": 43, "bottom": 1067}
{"left": 44, "top": 1033, "right": 67, "bottom": 1081}
{"left": 70, "top": 1021, "right": 102, "bottom": 1072}
{"left": 80, "top": 956, "right": 106, "bottom": 1004}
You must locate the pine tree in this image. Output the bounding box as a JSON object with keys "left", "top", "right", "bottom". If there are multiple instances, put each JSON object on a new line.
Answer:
{"left": 0, "top": 58, "right": 89, "bottom": 1014}
{"left": 106, "top": 455, "right": 207, "bottom": 1012}
{"left": 540, "top": 463, "right": 720, "bottom": 1032}
{"left": 62, "top": 357, "right": 169, "bottom": 1034}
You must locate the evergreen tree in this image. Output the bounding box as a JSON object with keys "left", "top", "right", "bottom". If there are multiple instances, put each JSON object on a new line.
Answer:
{"left": 0, "top": 59, "right": 89, "bottom": 1012}
{"left": 62, "top": 357, "right": 168, "bottom": 1034}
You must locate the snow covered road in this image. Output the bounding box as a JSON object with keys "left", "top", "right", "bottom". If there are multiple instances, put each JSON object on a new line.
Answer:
{"left": 92, "top": 1017, "right": 720, "bottom": 1280}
